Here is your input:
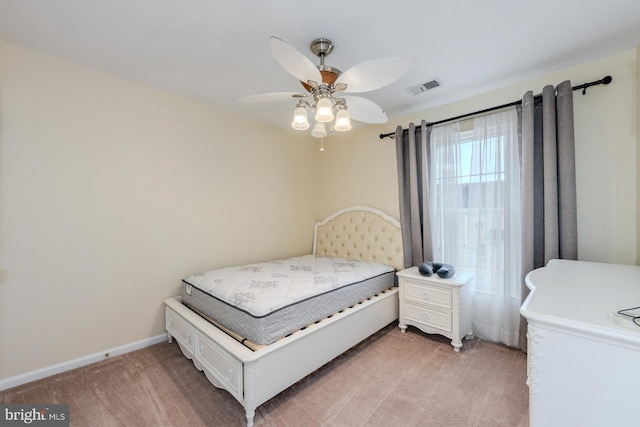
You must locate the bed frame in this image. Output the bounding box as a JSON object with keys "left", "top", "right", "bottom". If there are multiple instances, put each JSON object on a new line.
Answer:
{"left": 164, "top": 205, "right": 404, "bottom": 426}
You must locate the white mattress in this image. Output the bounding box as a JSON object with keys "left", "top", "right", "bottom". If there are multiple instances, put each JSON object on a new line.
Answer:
{"left": 181, "top": 255, "right": 396, "bottom": 345}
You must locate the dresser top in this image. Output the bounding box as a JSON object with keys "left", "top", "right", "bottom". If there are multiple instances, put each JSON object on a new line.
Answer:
{"left": 521, "top": 259, "right": 640, "bottom": 343}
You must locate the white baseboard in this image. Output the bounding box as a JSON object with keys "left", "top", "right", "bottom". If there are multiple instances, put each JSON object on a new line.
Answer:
{"left": 0, "top": 333, "right": 169, "bottom": 391}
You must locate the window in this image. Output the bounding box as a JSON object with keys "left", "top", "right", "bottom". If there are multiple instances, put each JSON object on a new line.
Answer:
{"left": 432, "top": 129, "right": 509, "bottom": 293}
{"left": 429, "top": 109, "right": 521, "bottom": 346}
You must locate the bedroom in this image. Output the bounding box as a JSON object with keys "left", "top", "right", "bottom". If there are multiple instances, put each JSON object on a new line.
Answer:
{"left": 0, "top": 0, "right": 639, "bottom": 425}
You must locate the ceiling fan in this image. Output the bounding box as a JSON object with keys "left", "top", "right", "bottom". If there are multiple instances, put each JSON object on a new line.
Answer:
{"left": 235, "top": 37, "right": 413, "bottom": 138}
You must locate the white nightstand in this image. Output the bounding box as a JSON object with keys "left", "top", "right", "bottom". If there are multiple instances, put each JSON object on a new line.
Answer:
{"left": 397, "top": 266, "right": 474, "bottom": 352}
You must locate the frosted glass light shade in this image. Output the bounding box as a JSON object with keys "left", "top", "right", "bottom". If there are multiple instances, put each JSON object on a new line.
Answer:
{"left": 334, "top": 108, "right": 352, "bottom": 131}
{"left": 314, "top": 97, "right": 334, "bottom": 122}
{"left": 310, "top": 121, "right": 328, "bottom": 138}
{"left": 291, "top": 106, "right": 310, "bottom": 130}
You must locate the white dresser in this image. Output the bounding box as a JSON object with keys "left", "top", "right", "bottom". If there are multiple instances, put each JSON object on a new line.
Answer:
{"left": 521, "top": 259, "right": 640, "bottom": 427}
{"left": 397, "top": 267, "right": 473, "bottom": 351}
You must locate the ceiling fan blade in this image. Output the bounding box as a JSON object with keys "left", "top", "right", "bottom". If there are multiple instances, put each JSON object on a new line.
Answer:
{"left": 336, "top": 57, "right": 413, "bottom": 93}
{"left": 342, "top": 95, "right": 388, "bottom": 124}
{"left": 270, "top": 36, "right": 322, "bottom": 85}
{"left": 234, "top": 92, "right": 305, "bottom": 103}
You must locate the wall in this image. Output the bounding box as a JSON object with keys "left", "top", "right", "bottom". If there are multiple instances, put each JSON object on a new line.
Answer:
{"left": 316, "top": 130, "right": 400, "bottom": 220}
{"left": 0, "top": 41, "right": 318, "bottom": 380}
{"left": 318, "top": 49, "right": 638, "bottom": 266}
{"left": 637, "top": 44, "right": 640, "bottom": 265}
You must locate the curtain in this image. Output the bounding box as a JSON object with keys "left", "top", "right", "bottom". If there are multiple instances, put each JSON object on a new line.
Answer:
{"left": 395, "top": 120, "right": 433, "bottom": 268}
{"left": 519, "top": 80, "right": 577, "bottom": 349}
{"left": 430, "top": 108, "right": 522, "bottom": 347}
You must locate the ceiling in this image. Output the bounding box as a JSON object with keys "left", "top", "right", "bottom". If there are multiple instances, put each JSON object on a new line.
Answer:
{"left": 1, "top": 0, "right": 640, "bottom": 134}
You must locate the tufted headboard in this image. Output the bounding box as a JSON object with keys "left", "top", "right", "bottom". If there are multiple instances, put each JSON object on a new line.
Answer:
{"left": 312, "top": 205, "right": 404, "bottom": 271}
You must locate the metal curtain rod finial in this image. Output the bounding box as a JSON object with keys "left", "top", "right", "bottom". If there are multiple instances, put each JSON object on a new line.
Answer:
{"left": 574, "top": 75, "right": 612, "bottom": 95}
{"left": 379, "top": 75, "right": 613, "bottom": 140}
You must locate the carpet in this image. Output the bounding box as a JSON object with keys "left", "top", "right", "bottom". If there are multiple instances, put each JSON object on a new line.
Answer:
{"left": 1, "top": 324, "right": 528, "bottom": 426}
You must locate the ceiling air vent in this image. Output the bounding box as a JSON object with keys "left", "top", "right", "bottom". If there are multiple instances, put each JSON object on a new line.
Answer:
{"left": 405, "top": 79, "right": 441, "bottom": 96}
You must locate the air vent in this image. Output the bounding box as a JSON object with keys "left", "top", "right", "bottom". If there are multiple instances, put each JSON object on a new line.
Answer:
{"left": 405, "top": 79, "right": 441, "bottom": 96}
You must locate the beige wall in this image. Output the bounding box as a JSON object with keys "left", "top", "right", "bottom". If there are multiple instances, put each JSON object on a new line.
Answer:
{"left": 318, "top": 49, "right": 638, "bottom": 266}
{"left": 316, "top": 130, "right": 400, "bottom": 220}
{"left": 637, "top": 45, "right": 640, "bottom": 265}
{"left": 0, "top": 41, "right": 319, "bottom": 379}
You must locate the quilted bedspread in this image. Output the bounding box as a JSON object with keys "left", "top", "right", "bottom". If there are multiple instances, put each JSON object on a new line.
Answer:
{"left": 183, "top": 255, "right": 394, "bottom": 317}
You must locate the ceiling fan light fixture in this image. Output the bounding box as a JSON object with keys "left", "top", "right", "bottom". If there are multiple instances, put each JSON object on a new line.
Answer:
{"left": 314, "top": 97, "right": 334, "bottom": 122}
{"left": 311, "top": 121, "right": 328, "bottom": 138}
{"left": 291, "top": 105, "right": 310, "bottom": 130}
{"left": 241, "top": 37, "right": 412, "bottom": 145}
{"left": 334, "top": 107, "right": 352, "bottom": 131}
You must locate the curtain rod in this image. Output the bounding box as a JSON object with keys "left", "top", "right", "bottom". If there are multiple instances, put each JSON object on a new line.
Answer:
{"left": 379, "top": 75, "right": 612, "bottom": 140}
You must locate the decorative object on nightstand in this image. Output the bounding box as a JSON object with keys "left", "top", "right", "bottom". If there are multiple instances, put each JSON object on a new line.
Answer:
{"left": 417, "top": 261, "right": 456, "bottom": 278}
{"left": 397, "top": 266, "right": 474, "bottom": 352}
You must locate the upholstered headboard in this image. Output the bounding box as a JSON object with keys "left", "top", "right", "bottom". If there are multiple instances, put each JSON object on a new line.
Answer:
{"left": 312, "top": 205, "right": 404, "bottom": 271}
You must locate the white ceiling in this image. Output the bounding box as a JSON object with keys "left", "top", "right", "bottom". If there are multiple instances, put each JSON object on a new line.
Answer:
{"left": 1, "top": 0, "right": 640, "bottom": 133}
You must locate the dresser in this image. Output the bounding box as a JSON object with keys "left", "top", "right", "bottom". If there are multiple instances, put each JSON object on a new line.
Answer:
{"left": 397, "top": 267, "right": 474, "bottom": 351}
{"left": 521, "top": 259, "right": 640, "bottom": 427}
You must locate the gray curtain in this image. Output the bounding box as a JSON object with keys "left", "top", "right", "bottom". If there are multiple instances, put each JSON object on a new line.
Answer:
{"left": 519, "top": 80, "right": 578, "bottom": 349}
{"left": 395, "top": 120, "right": 433, "bottom": 268}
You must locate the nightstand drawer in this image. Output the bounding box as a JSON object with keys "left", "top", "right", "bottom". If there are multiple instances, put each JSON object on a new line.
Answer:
{"left": 404, "top": 303, "right": 452, "bottom": 332}
{"left": 404, "top": 281, "right": 452, "bottom": 310}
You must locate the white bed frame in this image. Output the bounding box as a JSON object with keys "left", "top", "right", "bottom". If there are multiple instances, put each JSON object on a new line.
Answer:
{"left": 164, "top": 206, "right": 404, "bottom": 426}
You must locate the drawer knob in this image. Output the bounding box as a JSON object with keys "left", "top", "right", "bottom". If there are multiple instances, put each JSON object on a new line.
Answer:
{"left": 423, "top": 292, "right": 430, "bottom": 300}
{"left": 199, "top": 345, "right": 204, "bottom": 356}
{"left": 421, "top": 313, "right": 429, "bottom": 321}
{"left": 168, "top": 319, "right": 172, "bottom": 327}
{"left": 187, "top": 332, "right": 192, "bottom": 344}
{"left": 226, "top": 369, "right": 233, "bottom": 382}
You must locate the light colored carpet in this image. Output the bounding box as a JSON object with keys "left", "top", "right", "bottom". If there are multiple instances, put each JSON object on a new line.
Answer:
{"left": 1, "top": 324, "right": 528, "bottom": 426}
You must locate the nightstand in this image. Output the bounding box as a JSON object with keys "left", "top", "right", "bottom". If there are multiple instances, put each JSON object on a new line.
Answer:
{"left": 397, "top": 266, "right": 474, "bottom": 352}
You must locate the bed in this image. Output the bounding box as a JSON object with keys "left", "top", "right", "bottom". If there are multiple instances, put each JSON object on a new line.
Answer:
{"left": 164, "top": 205, "right": 404, "bottom": 426}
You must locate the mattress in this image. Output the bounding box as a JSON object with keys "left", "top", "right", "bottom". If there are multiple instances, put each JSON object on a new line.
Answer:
{"left": 181, "top": 254, "right": 396, "bottom": 345}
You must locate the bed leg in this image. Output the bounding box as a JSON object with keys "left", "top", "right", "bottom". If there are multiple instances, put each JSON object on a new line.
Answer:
{"left": 245, "top": 409, "right": 255, "bottom": 427}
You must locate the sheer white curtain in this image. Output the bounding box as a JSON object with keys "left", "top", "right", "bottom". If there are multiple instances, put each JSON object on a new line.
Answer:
{"left": 430, "top": 108, "right": 521, "bottom": 346}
